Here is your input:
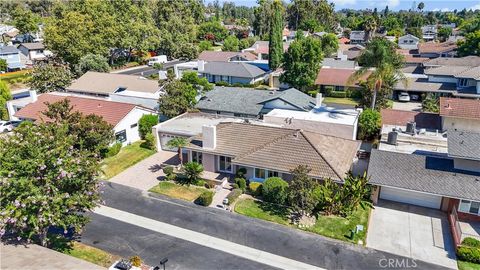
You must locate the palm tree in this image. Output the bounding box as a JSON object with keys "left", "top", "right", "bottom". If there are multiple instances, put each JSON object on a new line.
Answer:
{"left": 166, "top": 137, "right": 188, "bottom": 164}
{"left": 183, "top": 161, "right": 204, "bottom": 185}
{"left": 363, "top": 16, "right": 377, "bottom": 42}
{"left": 348, "top": 37, "right": 407, "bottom": 109}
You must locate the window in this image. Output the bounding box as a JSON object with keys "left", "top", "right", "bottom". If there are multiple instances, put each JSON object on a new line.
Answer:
{"left": 459, "top": 200, "right": 480, "bottom": 215}
{"left": 268, "top": 171, "right": 279, "bottom": 178}
{"left": 458, "top": 78, "right": 468, "bottom": 87}
{"left": 219, "top": 156, "right": 232, "bottom": 172}
{"left": 192, "top": 151, "right": 203, "bottom": 164}
{"left": 115, "top": 130, "right": 127, "bottom": 143}
{"left": 254, "top": 168, "right": 266, "bottom": 179}
{"left": 130, "top": 123, "right": 138, "bottom": 128}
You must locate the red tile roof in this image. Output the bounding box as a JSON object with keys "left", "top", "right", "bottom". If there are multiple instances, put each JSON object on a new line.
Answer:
{"left": 15, "top": 94, "right": 137, "bottom": 126}
{"left": 440, "top": 98, "right": 480, "bottom": 120}
{"left": 339, "top": 37, "right": 350, "bottom": 44}
{"left": 381, "top": 109, "right": 441, "bottom": 129}
{"left": 314, "top": 68, "right": 369, "bottom": 87}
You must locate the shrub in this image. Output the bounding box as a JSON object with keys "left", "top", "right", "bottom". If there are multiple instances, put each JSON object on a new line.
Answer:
{"left": 163, "top": 166, "right": 174, "bottom": 176}
{"left": 195, "top": 179, "right": 206, "bottom": 187}
{"left": 248, "top": 182, "right": 262, "bottom": 196}
{"left": 141, "top": 132, "right": 156, "bottom": 150}
{"left": 129, "top": 256, "right": 142, "bottom": 267}
{"left": 233, "top": 183, "right": 239, "bottom": 189}
{"left": 226, "top": 188, "right": 243, "bottom": 205}
{"left": 138, "top": 114, "right": 158, "bottom": 139}
{"left": 105, "top": 143, "right": 122, "bottom": 158}
{"left": 328, "top": 91, "right": 347, "bottom": 98}
{"left": 205, "top": 181, "right": 215, "bottom": 189}
{"left": 262, "top": 177, "right": 289, "bottom": 205}
{"left": 462, "top": 237, "right": 480, "bottom": 248}
{"left": 215, "top": 81, "right": 230, "bottom": 86}
{"left": 358, "top": 109, "right": 381, "bottom": 141}
{"left": 182, "top": 162, "right": 204, "bottom": 185}
{"left": 236, "top": 167, "right": 247, "bottom": 178}
{"left": 235, "top": 178, "right": 246, "bottom": 192}
{"left": 457, "top": 246, "right": 480, "bottom": 264}
{"left": 195, "top": 191, "right": 213, "bottom": 206}
{"left": 307, "top": 89, "right": 318, "bottom": 97}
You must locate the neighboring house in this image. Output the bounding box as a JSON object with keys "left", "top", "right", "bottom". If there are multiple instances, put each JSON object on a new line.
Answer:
{"left": 18, "top": 42, "right": 48, "bottom": 60}
{"left": 338, "top": 37, "right": 350, "bottom": 44}
{"left": 173, "top": 61, "right": 199, "bottom": 79}
{"left": 421, "top": 25, "right": 437, "bottom": 41}
{"left": 184, "top": 122, "right": 360, "bottom": 182}
{"left": 337, "top": 44, "right": 364, "bottom": 60}
{"left": 14, "top": 93, "right": 155, "bottom": 146}
{"left": 0, "top": 45, "right": 25, "bottom": 70}
{"left": 195, "top": 86, "right": 315, "bottom": 118}
{"left": 284, "top": 30, "right": 309, "bottom": 41}
{"left": 418, "top": 41, "right": 457, "bottom": 58}
{"left": 315, "top": 67, "right": 369, "bottom": 92}
{"left": 398, "top": 34, "right": 420, "bottom": 50}
{"left": 321, "top": 58, "right": 356, "bottom": 69}
{"left": 66, "top": 71, "right": 163, "bottom": 110}
{"left": 198, "top": 51, "right": 257, "bottom": 62}
{"left": 242, "top": 41, "right": 291, "bottom": 60}
{"left": 440, "top": 98, "right": 480, "bottom": 133}
{"left": 6, "top": 90, "right": 38, "bottom": 120}
{"left": 198, "top": 61, "right": 267, "bottom": 86}
{"left": 349, "top": 31, "right": 366, "bottom": 44}
{"left": 0, "top": 24, "right": 18, "bottom": 41}
{"left": 263, "top": 94, "right": 361, "bottom": 140}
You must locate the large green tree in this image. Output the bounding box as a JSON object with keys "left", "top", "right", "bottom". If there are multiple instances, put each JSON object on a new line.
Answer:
{"left": 268, "top": 0, "right": 283, "bottom": 70}
{"left": 158, "top": 78, "right": 197, "bottom": 118}
{"left": 348, "top": 37, "right": 405, "bottom": 109}
{"left": 0, "top": 81, "right": 12, "bottom": 120}
{"left": 198, "top": 20, "right": 228, "bottom": 42}
{"left": 0, "top": 121, "right": 102, "bottom": 247}
{"left": 253, "top": 0, "right": 273, "bottom": 39}
{"left": 286, "top": 0, "right": 336, "bottom": 32}
{"left": 288, "top": 165, "right": 318, "bottom": 217}
{"left": 28, "top": 58, "right": 73, "bottom": 93}
{"left": 222, "top": 35, "right": 240, "bottom": 51}
{"left": 320, "top": 33, "right": 339, "bottom": 56}
{"left": 74, "top": 53, "right": 110, "bottom": 76}
{"left": 12, "top": 7, "right": 40, "bottom": 38}
{"left": 181, "top": 71, "right": 214, "bottom": 93}
{"left": 281, "top": 33, "right": 323, "bottom": 91}
{"left": 457, "top": 30, "right": 480, "bottom": 56}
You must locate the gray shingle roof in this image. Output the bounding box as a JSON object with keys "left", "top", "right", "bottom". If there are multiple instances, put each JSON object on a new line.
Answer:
{"left": 350, "top": 31, "right": 365, "bottom": 41}
{"left": 202, "top": 62, "right": 266, "bottom": 78}
{"left": 196, "top": 87, "right": 315, "bottom": 116}
{"left": 368, "top": 149, "right": 480, "bottom": 201}
{"left": 448, "top": 130, "right": 480, "bottom": 161}
{"left": 0, "top": 45, "right": 19, "bottom": 54}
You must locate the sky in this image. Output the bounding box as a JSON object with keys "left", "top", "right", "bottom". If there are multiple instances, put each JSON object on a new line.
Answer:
{"left": 206, "top": 0, "right": 480, "bottom": 11}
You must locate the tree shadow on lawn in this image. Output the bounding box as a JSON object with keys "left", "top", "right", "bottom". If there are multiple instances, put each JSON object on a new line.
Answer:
{"left": 257, "top": 200, "right": 291, "bottom": 221}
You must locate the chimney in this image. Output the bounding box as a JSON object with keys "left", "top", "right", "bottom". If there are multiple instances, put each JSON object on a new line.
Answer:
{"left": 29, "top": 90, "right": 37, "bottom": 102}
{"left": 202, "top": 125, "right": 216, "bottom": 150}
{"left": 198, "top": 60, "right": 205, "bottom": 72}
{"left": 316, "top": 93, "right": 324, "bottom": 107}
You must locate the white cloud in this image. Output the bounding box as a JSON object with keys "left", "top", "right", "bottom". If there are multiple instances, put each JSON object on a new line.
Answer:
{"left": 386, "top": 0, "right": 400, "bottom": 8}
{"left": 433, "top": 7, "right": 451, "bottom": 12}
{"left": 330, "top": 0, "right": 357, "bottom": 5}
{"left": 471, "top": 3, "right": 480, "bottom": 10}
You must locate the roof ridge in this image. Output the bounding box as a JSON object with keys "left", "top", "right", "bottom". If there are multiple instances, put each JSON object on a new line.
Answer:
{"left": 301, "top": 131, "right": 344, "bottom": 180}
{"left": 234, "top": 128, "right": 298, "bottom": 160}
{"left": 46, "top": 93, "right": 138, "bottom": 108}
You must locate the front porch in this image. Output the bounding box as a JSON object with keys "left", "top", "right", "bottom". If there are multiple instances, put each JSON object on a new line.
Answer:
{"left": 459, "top": 220, "right": 480, "bottom": 242}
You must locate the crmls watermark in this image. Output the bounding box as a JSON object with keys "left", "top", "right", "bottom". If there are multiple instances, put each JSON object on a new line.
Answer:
{"left": 379, "top": 258, "right": 418, "bottom": 268}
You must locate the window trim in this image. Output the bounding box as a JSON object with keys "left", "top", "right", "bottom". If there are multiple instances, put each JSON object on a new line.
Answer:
{"left": 459, "top": 200, "right": 480, "bottom": 216}
{"left": 115, "top": 129, "right": 127, "bottom": 143}
{"left": 218, "top": 156, "right": 233, "bottom": 173}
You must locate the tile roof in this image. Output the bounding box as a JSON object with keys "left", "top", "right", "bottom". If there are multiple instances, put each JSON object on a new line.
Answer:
{"left": 19, "top": 42, "right": 45, "bottom": 50}
{"left": 368, "top": 149, "right": 480, "bottom": 201}
{"left": 187, "top": 122, "right": 360, "bottom": 180}
{"left": 195, "top": 87, "right": 315, "bottom": 116}
{"left": 247, "top": 41, "right": 290, "bottom": 55}
{"left": 202, "top": 62, "right": 266, "bottom": 78}
{"left": 424, "top": 56, "right": 480, "bottom": 67}
{"left": 380, "top": 109, "right": 441, "bottom": 130}
{"left": 321, "top": 58, "right": 356, "bottom": 69}
{"left": 0, "top": 45, "right": 19, "bottom": 54}
{"left": 14, "top": 93, "right": 138, "bottom": 126}
{"left": 394, "top": 78, "right": 456, "bottom": 93}
{"left": 448, "top": 130, "right": 480, "bottom": 161}
{"left": 424, "top": 65, "right": 470, "bottom": 77}
{"left": 198, "top": 51, "right": 257, "bottom": 62}
{"left": 418, "top": 41, "right": 457, "bottom": 54}
{"left": 439, "top": 98, "right": 480, "bottom": 120}
{"left": 67, "top": 72, "right": 160, "bottom": 95}
{"left": 455, "top": 66, "right": 480, "bottom": 80}
{"left": 315, "top": 68, "right": 369, "bottom": 87}
{"left": 350, "top": 31, "right": 365, "bottom": 41}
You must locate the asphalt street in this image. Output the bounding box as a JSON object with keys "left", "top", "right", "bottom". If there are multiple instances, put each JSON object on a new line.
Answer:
{"left": 80, "top": 182, "right": 451, "bottom": 270}
{"left": 116, "top": 60, "right": 184, "bottom": 76}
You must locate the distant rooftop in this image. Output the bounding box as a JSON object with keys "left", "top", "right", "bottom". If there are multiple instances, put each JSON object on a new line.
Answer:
{"left": 448, "top": 129, "right": 480, "bottom": 161}
{"left": 440, "top": 97, "right": 480, "bottom": 120}
{"left": 424, "top": 56, "right": 480, "bottom": 67}
{"left": 266, "top": 106, "right": 360, "bottom": 126}
{"left": 201, "top": 62, "right": 266, "bottom": 78}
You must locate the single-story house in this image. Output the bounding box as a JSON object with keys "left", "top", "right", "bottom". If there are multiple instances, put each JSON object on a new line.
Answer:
{"left": 440, "top": 97, "right": 480, "bottom": 133}
{"left": 17, "top": 42, "right": 48, "bottom": 60}
{"left": 198, "top": 61, "right": 267, "bottom": 85}
{"left": 6, "top": 90, "right": 38, "bottom": 120}
{"left": 349, "top": 31, "right": 366, "bottom": 44}
{"left": 195, "top": 86, "right": 316, "bottom": 118}
{"left": 198, "top": 51, "right": 258, "bottom": 62}
{"left": 66, "top": 71, "right": 163, "bottom": 110}
{"left": 242, "top": 40, "right": 291, "bottom": 60}
{"left": 424, "top": 56, "right": 480, "bottom": 69}
{"left": 398, "top": 34, "right": 420, "bottom": 50}
{"left": 337, "top": 44, "right": 365, "bottom": 60}
{"left": 421, "top": 25, "right": 437, "bottom": 41}
{"left": 14, "top": 93, "right": 156, "bottom": 146}
{"left": 418, "top": 41, "right": 457, "bottom": 58}
{"left": 0, "top": 45, "right": 25, "bottom": 70}
{"left": 184, "top": 122, "right": 360, "bottom": 182}
{"left": 315, "top": 67, "right": 369, "bottom": 92}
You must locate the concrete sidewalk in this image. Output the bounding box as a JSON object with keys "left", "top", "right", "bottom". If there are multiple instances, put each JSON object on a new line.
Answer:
{"left": 94, "top": 205, "right": 325, "bottom": 270}
{"left": 1, "top": 243, "right": 105, "bottom": 270}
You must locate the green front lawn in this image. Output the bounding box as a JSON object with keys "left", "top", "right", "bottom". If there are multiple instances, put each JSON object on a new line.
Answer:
{"left": 101, "top": 141, "right": 155, "bottom": 179}
{"left": 234, "top": 198, "right": 370, "bottom": 244}
{"left": 323, "top": 97, "right": 360, "bottom": 106}
{"left": 149, "top": 181, "right": 212, "bottom": 202}
{"left": 458, "top": 261, "right": 480, "bottom": 270}
{"left": 63, "top": 242, "right": 120, "bottom": 268}
{"left": 0, "top": 70, "right": 31, "bottom": 89}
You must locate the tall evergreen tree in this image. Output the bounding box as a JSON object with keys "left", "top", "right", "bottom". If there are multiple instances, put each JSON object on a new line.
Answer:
{"left": 268, "top": 0, "right": 283, "bottom": 70}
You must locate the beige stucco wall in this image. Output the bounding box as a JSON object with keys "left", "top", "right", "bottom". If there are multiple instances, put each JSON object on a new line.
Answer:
{"left": 202, "top": 153, "right": 216, "bottom": 172}
{"left": 454, "top": 158, "right": 480, "bottom": 173}
{"left": 442, "top": 117, "right": 480, "bottom": 132}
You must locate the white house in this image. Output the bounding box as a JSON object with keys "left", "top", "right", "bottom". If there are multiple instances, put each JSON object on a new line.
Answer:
{"left": 14, "top": 93, "right": 156, "bottom": 146}
{"left": 398, "top": 34, "right": 420, "bottom": 50}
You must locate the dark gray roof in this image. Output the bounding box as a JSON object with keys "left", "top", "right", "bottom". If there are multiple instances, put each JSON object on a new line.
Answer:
{"left": 202, "top": 62, "right": 266, "bottom": 78}
{"left": 350, "top": 31, "right": 365, "bottom": 41}
{"left": 448, "top": 130, "right": 480, "bottom": 161}
{"left": 0, "top": 45, "right": 19, "bottom": 54}
{"left": 196, "top": 87, "right": 315, "bottom": 116}
{"left": 368, "top": 149, "right": 480, "bottom": 201}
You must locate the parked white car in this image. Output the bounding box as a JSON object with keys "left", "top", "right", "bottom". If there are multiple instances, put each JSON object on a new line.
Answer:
{"left": 398, "top": 92, "right": 411, "bottom": 102}
{"left": 147, "top": 55, "right": 168, "bottom": 66}
{"left": 0, "top": 120, "right": 21, "bottom": 133}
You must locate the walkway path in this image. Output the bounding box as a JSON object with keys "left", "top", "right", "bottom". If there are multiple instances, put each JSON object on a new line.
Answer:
{"left": 94, "top": 205, "right": 324, "bottom": 270}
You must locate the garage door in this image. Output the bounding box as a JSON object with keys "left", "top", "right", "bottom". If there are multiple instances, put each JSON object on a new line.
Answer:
{"left": 380, "top": 186, "right": 442, "bottom": 209}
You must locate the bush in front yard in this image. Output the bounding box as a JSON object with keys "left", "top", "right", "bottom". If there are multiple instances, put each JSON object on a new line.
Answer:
{"left": 141, "top": 132, "right": 156, "bottom": 150}
{"left": 262, "top": 177, "right": 289, "bottom": 205}
{"left": 226, "top": 189, "right": 243, "bottom": 205}
{"left": 195, "top": 191, "right": 213, "bottom": 206}
{"left": 248, "top": 182, "right": 262, "bottom": 196}
{"left": 235, "top": 178, "right": 246, "bottom": 192}
{"left": 462, "top": 237, "right": 480, "bottom": 248}
{"left": 138, "top": 114, "right": 158, "bottom": 139}
{"left": 457, "top": 245, "right": 480, "bottom": 264}
{"left": 194, "top": 179, "right": 206, "bottom": 187}
{"left": 236, "top": 167, "right": 247, "bottom": 178}
{"left": 104, "top": 143, "right": 122, "bottom": 158}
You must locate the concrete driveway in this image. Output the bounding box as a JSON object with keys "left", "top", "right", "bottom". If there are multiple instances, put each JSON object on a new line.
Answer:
{"left": 392, "top": 101, "right": 422, "bottom": 111}
{"left": 109, "top": 151, "right": 178, "bottom": 191}
{"left": 367, "top": 200, "right": 457, "bottom": 269}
